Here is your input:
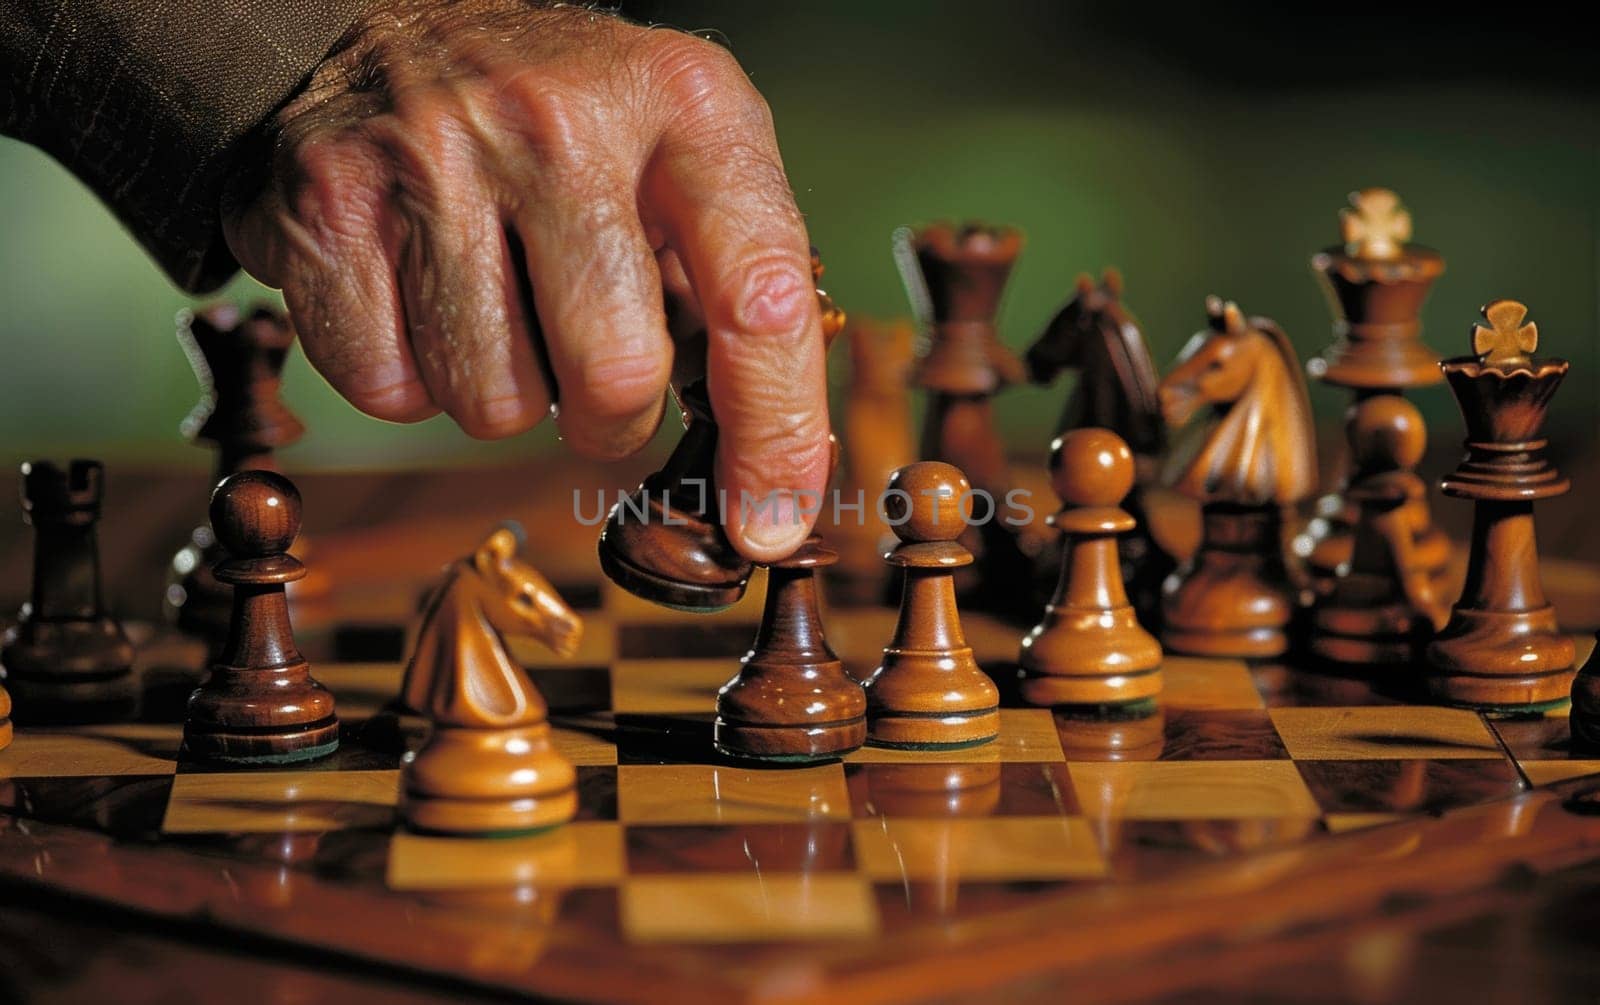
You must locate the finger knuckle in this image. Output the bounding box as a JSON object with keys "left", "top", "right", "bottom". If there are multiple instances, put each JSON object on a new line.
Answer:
{"left": 644, "top": 33, "right": 757, "bottom": 122}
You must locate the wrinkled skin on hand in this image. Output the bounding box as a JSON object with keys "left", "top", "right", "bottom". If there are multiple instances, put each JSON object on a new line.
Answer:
{"left": 223, "top": 0, "right": 830, "bottom": 560}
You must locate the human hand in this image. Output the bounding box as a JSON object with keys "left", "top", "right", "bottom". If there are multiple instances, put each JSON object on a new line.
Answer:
{"left": 223, "top": 0, "right": 830, "bottom": 560}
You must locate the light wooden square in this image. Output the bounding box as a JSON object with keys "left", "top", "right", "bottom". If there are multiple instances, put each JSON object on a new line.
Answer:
{"left": 163, "top": 770, "right": 399, "bottom": 833}
{"left": 851, "top": 816, "right": 1106, "bottom": 882}
{"left": 617, "top": 763, "right": 850, "bottom": 824}
{"left": 552, "top": 723, "right": 618, "bottom": 766}
{"left": 1069, "top": 761, "right": 1320, "bottom": 820}
{"left": 0, "top": 725, "right": 180, "bottom": 778}
{"left": 1270, "top": 706, "right": 1502, "bottom": 760}
{"left": 622, "top": 874, "right": 877, "bottom": 942}
{"left": 1323, "top": 813, "right": 1407, "bottom": 834}
{"left": 1522, "top": 761, "right": 1600, "bottom": 787}
{"left": 387, "top": 821, "right": 623, "bottom": 889}
{"left": 845, "top": 709, "right": 1065, "bottom": 765}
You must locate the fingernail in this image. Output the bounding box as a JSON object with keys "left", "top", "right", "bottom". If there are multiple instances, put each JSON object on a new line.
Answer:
{"left": 739, "top": 488, "right": 808, "bottom": 557}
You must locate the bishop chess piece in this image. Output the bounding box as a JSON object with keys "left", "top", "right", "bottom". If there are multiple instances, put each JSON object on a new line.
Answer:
{"left": 1300, "top": 188, "right": 1450, "bottom": 592}
{"left": 907, "top": 223, "right": 1031, "bottom": 610}
{"left": 715, "top": 536, "right": 866, "bottom": 762}
{"left": 400, "top": 527, "right": 582, "bottom": 834}
{"left": 1, "top": 460, "right": 137, "bottom": 723}
{"left": 1309, "top": 396, "right": 1448, "bottom": 667}
{"left": 1425, "top": 301, "right": 1574, "bottom": 711}
{"left": 1019, "top": 429, "right": 1162, "bottom": 709}
{"left": 167, "top": 305, "right": 320, "bottom": 642}
{"left": 862, "top": 462, "right": 1000, "bottom": 750}
{"left": 182, "top": 471, "right": 339, "bottom": 765}
{"left": 1025, "top": 269, "right": 1170, "bottom": 625}
{"left": 1158, "top": 299, "right": 1317, "bottom": 658}
{"left": 599, "top": 251, "right": 844, "bottom": 611}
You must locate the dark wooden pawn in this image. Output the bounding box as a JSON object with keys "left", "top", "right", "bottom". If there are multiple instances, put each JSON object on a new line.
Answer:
{"left": 1019, "top": 429, "right": 1162, "bottom": 709}
{"left": 182, "top": 471, "right": 338, "bottom": 765}
{"left": 167, "top": 305, "right": 311, "bottom": 642}
{"left": 1310, "top": 396, "right": 1448, "bottom": 667}
{"left": 862, "top": 462, "right": 999, "bottom": 750}
{"left": 715, "top": 537, "right": 867, "bottom": 762}
{"left": 0, "top": 460, "right": 137, "bottom": 723}
{"left": 1426, "top": 300, "right": 1573, "bottom": 711}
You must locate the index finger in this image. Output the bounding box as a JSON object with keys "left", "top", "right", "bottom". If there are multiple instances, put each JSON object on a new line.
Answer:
{"left": 641, "top": 45, "right": 831, "bottom": 563}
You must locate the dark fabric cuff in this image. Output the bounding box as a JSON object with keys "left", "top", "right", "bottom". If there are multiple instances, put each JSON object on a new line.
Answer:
{"left": 2, "top": 1, "right": 375, "bottom": 292}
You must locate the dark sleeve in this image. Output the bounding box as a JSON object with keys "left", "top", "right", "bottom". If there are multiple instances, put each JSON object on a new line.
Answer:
{"left": 1, "top": 1, "right": 375, "bottom": 292}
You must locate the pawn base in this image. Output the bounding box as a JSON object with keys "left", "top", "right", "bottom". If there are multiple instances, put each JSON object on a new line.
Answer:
{"left": 714, "top": 718, "right": 867, "bottom": 763}
{"left": 2, "top": 617, "right": 139, "bottom": 724}
{"left": 864, "top": 709, "right": 1001, "bottom": 751}
{"left": 597, "top": 540, "right": 746, "bottom": 613}
{"left": 1424, "top": 605, "right": 1575, "bottom": 710}
{"left": 401, "top": 724, "right": 577, "bottom": 835}
{"left": 182, "top": 718, "right": 341, "bottom": 766}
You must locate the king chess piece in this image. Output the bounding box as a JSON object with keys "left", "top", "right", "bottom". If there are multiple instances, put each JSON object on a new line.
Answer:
{"left": 599, "top": 251, "right": 844, "bottom": 610}
{"left": 1, "top": 460, "right": 138, "bottom": 723}
{"left": 400, "top": 527, "right": 583, "bottom": 834}
{"left": 182, "top": 471, "right": 339, "bottom": 765}
{"left": 1019, "top": 429, "right": 1163, "bottom": 709}
{"left": 714, "top": 536, "right": 867, "bottom": 762}
{"left": 1425, "top": 300, "right": 1574, "bottom": 711}
{"left": 167, "top": 305, "right": 325, "bottom": 644}
{"left": 862, "top": 462, "right": 1000, "bottom": 750}
{"left": 1157, "top": 299, "right": 1318, "bottom": 658}
{"left": 1309, "top": 396, "right": 1448, "bottom": 667}
{"left": 907, "top": 223, "right": 1032, "bottom": 612}
{"left": 1300, "top": 188, "right": 1450, "bottom": 592}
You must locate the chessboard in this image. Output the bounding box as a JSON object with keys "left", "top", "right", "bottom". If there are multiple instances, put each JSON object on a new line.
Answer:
{"left": 3, "top": 464, "right": 1600, "bottom": 1004}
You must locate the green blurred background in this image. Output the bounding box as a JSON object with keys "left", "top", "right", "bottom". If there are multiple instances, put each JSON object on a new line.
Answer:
{"left": 0, "top": 2, "right": 1594, "bottom": 473}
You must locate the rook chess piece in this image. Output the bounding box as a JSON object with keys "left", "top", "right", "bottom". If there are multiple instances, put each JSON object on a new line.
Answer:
{"left": 400, "top": 527, "right": 582, "bottom": 834}
{"left": 1300, "top": 188, "right": 1450, "bottom": 592}
{"left": 1019, "top": 429, "right": 1163, "bottom": 708}
{"left": 862, "top": 462, "right": 1000, "bottom": 749}
{"left": 166, "top": 305, "right": 315, "bottom": 641}
{"left": 1425, "top": 301, "right": 1574, "bottom": 710}
{"left": 1310, "top": 397, "right": 1448, "bottom": 667}
{"left": 182, "top": 471, "right": 339, "bottom": 764}
{"left": 907, "top": 223, "right": 1032, "bottom": 610}
{"left": 1, "top": 460, "right": 137, "bottom": 723}
{"left": 715, "top": 537, "right": 867, "bottom": 762}
{"left": 1158, "top": 299, "right": 1318, "bottom": 658}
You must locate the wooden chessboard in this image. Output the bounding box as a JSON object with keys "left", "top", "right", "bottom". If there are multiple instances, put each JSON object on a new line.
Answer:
{"left": 3, "top": 463, "right": 1600, "bottom": 1004}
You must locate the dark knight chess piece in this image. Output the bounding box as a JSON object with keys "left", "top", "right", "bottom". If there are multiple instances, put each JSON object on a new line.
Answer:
{"left": 1018, "top": 429, "right": 1163, "bottom": 710}
{"left": 1157, "top": 299, "right": 1318, "bottom": 659}
{"left": 862, "top": 462, "right": 1000, "bottom": 750}
{"left": 1425, "top": 300, "right": 1574, "bottom": 711}
{"left": 598, "top": 251, "right": 844, "bottom": 611}
{"left": 715, "top": 536, "right": 867, "bottom": 762}
{"left": 167, "top": 305, "right": 321, "bottom": 644}
{"left": 1309, "top": 396, "right": 1448, "bottom": 667}
{"left": 1300, "top": 188, "right": 1450, "bottom": 593}
{"left": 1, "top": 460, "right": 138, "bottom": 723}
{"left": 182, "top": 471, "right": 339, "bottom": 765}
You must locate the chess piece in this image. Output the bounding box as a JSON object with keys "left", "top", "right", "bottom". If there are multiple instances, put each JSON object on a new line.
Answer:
{"left": 831, "top": 317, "right": 917, "bottom": 604}
{"left": 1019, "top": 429, "right": 1163, "bottom": 708}
{"left": 862, "top": 462, "right": 1000, "bottom": 749}
{"left": 599, "top": 251, "right": 844, "bottom": 611}
{"left": 166, "top": 305, "right": 317, "bottom": 641}
{"left": 1, "top": 460, "right": 138, "bottom": 723}
{"left": 400, "top": 527, "right": 583, "bottom": 834}
{"left": 182, "top": 471, "right": 339, "bottom": 764}
{"left": 1300, "top": 189, "right": 1450, "bottom": 592}
{"left": 1309, "top": 396, "right": 1448, "bottom": 667}
{"left": 1572, "top": 636, "right": 1600, "bottom": 749}
{"left": 909, "top": 223, "right": 1032, "bottom": 611}
{"left": 715, "top": 537, "right": 866, "bottom": 762}
{"left": 1026, "top": 270, "right": 1171, "bottom": 624}
{"left": 0, "top": 679, "right": 10, "bottom": 751}
{"left": 1425, "top": 301, "right": 1574, "bottom": 710}
{"left": 1158, "top": 299, "right": 1317, "bottom": 658}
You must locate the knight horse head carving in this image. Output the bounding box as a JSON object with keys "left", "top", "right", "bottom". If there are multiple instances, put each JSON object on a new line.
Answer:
{"left": 1159, "top": 297, "right": 1317, "bottom": 507}
{"left": 401, "top": 525, "right": 583, "bottom": 724}
{"left": 1025, "top": 269, "right": 1165, "bottom": 457}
